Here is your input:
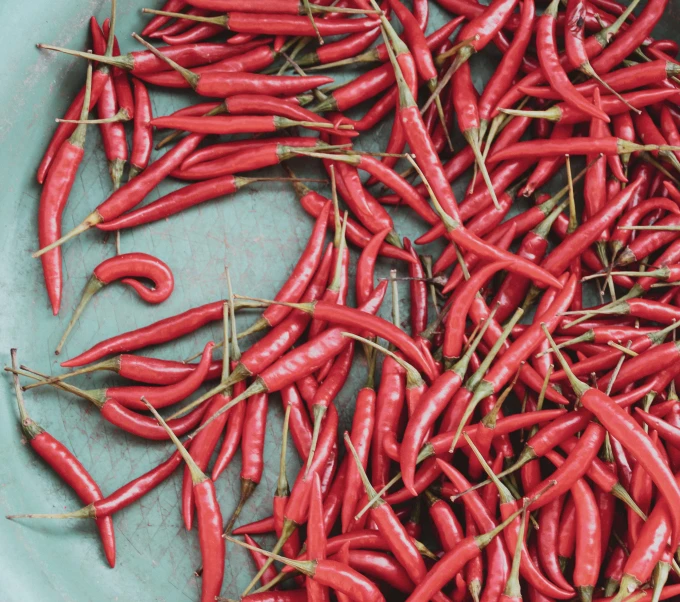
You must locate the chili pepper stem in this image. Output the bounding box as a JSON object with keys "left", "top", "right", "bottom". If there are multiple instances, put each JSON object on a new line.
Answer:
{"left": 37, "top": 44, "right": 134, "bottom": 71}
{"left": 448, "top": 307, "right": 524, "bottom": 453}
{"left": 7, "top": 365, "right": 102, "bottom": 406}
{"left": 7, "top": 504, "right": 95, "bottom": 521}
{"left": 226, "top": 534, "right": 313, "bottom": 577}
{"left": 464, "top": 129, "right": 500, "bottom": 210}
{"left": 131, "top": 33, "right": 199, "bottom": 90}
{"left": 57, "top": 108, "right": 131, "bottom": 124}
{"left": 142, "top": 397, "right": 207, "bottom": 484}
{"left": 55, "top": 275, "right": 106, "bottom": 355}
{"left": 223, "top": 479, "right": 256, "bottom": 536}
{"left": 240, "top": 519, "right": 298, "bottom": 596}
{"left": 305, "top": 404, "right": 326, "bottom": 478}
{"left": 9, "top": 350, "right": 43, "bottom": 440}
{"left": 651, "top": 561, "right": 671, "bottom": 602}
{"left": 423, "top": 43, "right": 474, "bottom": 114}
{"left": 23, "top": 357, "right": 121, "bottom": 390}
{"left": 33, "top": 211, "right": 102, "bottom": 258}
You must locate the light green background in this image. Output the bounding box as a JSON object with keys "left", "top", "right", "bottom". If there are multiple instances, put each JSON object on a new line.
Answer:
{"left": 1, "top": 0, "right": 675, "bottom": 600}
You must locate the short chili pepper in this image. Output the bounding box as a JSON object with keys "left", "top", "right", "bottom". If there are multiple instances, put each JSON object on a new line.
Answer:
{"left": 8, "top": 350, "right": 116, "bottom": 568}
{"left": 55, "top": 252, "right": 174, "bottom": 355}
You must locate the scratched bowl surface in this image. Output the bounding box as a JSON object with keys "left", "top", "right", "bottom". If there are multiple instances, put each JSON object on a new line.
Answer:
{"left": 1, "top": 1, "right": 678, "bottom": 600}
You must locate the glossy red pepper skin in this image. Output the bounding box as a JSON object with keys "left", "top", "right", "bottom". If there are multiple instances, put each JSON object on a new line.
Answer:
{"left": 142, "top": 0, "right": 186, "bottom": 35}
{"left": 90, "top": 252, "right": 174, "bottom": 302}
{"left": 38, "top": 138, "right": 86, "bottom": 315}
{"left": 62, "top": 299, "right": 225, "bottom": 367}
{"left": 182, "top": 392, "right": 231, "bottom": 529}
{"left": 212, "top": 380, "right": 247, "bottom": 481}
{"left": 581, "top": 386, "right": 680, "bottom": 547}
{"left": 95, "top": 450, "right": 182, "bottom": 517}
{"left": 29, "top": 430, "right": 116, "bottom": 567}
{"left": 194, "top": 479, "right": 225, "bottom": 602}
{"left": 99, "top": 342, "right": 213, "bottom": 411}
{"left": 130, "top": 79, "right": 153, "bottom": 178}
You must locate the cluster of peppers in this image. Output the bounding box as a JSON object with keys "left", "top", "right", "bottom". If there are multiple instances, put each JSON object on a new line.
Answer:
{"left": 11, "top": 0, "right": 680, "bottom": 600}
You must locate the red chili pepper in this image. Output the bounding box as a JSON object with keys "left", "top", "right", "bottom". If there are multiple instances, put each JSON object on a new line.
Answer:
{"left": 56, "top": 253, "right": 174, "bottom": 354}
{"left": 477, "top": 0, "right": 534, "bottom": 135}
{"left": 545, "top": 452, "right": 601, "bottom": 601}
{"left": 38, "top": 61, "right": 94, "bottom": 315}
{"left": 143, "top": 9, "right": 380, "bottom": 36}
{"left": 129, "top": 79, "right": 153, "bottom": 179}
{"left": 143, "top": 400, "right": 224, "bottom": 602}
{"left": 9, "top": 351, "right": 116, "bottom": 567}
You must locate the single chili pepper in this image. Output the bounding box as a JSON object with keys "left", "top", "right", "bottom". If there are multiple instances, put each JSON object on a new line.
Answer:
{"left": 143, "top": 400, "right": 223, "bottom": 602}
{"left": 129, "top": 79, "right": 152, "bottom": 180}
{"left": 305, "top": 473, "right": 330, "bottom": 601}
{"left": 55, "top": 253, "right": 174, "bottom": 354}
{"left": 403, "top": 240, "right": 427, "bottom": 338}
{"left": 537, "top": 495, "right": 572, "bottom": 591}
{"left": 545, "top": 327, "right": 680, "bottom": 548}
{"left": 521, "top": 61, "right": 680, "bottom": 101}
{"left": 230, "top": 536, "right": 386, "bottom": 602}
{"left": 38, "top": 61, "right": 94, "bottom": 316}
{"left": 60, "top": 299, "right": 233, "bottom": 368}
{"left": 243, "top": 535, "right": 279, "bottom": 589}
{"left": 341, "top": 363, "right": 376, "bottom": 533}
{"left": 545, "top": 451, "right": 601, "bottom": 602}
{"left": 356, "top": 229, "right": 390, "bottom": 307}
{"left": 424, "top": 489, "right": 463, "bottom": 553}
{"left": 8, "top": 350, "right": 116, "bottom": 568}
{"left": 182, "top": 136, "right": 313, "bottom": 170}
{"left": 298, "top": 28, "right": 381, "bottom": 67}
{"left": 173, "top": 140, "right": 332, "bottom": 181}
{"left": 143, "top": 8, "right": 380, "bottom": 36}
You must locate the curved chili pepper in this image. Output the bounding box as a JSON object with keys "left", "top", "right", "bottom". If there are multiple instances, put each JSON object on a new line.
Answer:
{"left": 443, "top": 262, "right": 510, "bottom": 361}
{"left": 537, "top": 495, "right": 572, "bottom": 591}
{"left": 38, "top": 62, "right": 94, "bottom": 315}
{"left": 9, "top": 351, "right": 116, "bottom": 567}
{"left": 56, "top": 253, "right": 174, "bottom": 354}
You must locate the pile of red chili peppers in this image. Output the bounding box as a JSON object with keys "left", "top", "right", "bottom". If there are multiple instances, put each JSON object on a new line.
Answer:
{"left": 11, "top": 0, "right": 680, "bottom": 600}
